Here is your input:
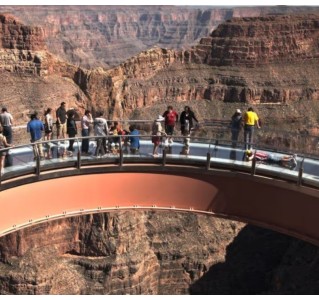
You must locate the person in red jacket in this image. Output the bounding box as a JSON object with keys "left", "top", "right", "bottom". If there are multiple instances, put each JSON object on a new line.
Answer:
{"left": 162, "top": 105, "right": 178, "bottom": 145}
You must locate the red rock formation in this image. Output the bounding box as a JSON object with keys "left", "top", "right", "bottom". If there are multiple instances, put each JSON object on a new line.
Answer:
{"left": 1, "top": 6, "right": 317, "bottom": 68}
{"left": 0, "top": 211, "right": 245, "bottom": 295}
{"left": 0, "top": 211, "right": 317, "bottom": 295}
{"left": 191, "top": 14, "right": 319, "bottom": 67}
{"left": 2, "top": 12, "right": 319, "bottom": 133}
{"left": 0, "top": 13, "right": 45, "bottom": 51}
{"left": 94, "top": 13, "right": 319, "bottom": 120}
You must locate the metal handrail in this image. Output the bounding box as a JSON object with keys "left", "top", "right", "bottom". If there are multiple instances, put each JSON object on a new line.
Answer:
{"left": 0, "top": 133, "right": 316, "bottom": 162}
{"left": 1, "top": 133, "right": 319, "bottom": 191}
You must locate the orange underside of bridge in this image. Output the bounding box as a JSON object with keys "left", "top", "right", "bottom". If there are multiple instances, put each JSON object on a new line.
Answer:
{"left": 1, "top": 171, "right": 319, "bottom": 247}
{"left": 0, "top": 173, "right": 217, "bottom": 234}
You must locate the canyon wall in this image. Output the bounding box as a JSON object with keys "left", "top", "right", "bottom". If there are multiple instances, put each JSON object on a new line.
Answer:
{"left": 1, "top": 11, "right": 319, "bottom": 133}
{"left": 0, "top": 211, "right": 318, "bottom": 295}
{"left": 0, "top": 6, "right": 317, "bottom": 68}
{"left": 0, "top": 13, "right": 86, "bottom": 123}
{"left": 193, "top": 14, "right": 319, "bottom": 66}
{"left": 0, "top": 212, "right": 244, "bottom": 294}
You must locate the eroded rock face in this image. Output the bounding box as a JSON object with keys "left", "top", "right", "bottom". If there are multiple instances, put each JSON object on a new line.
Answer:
{"left": 2, "top": 6, "right": 319, "bottom": 69}
{"left": 0, "top": 14, "right": 45, "bottom": 51}
{"left": 1, "top": 12, "right": 319, "bottom": 134}
{"left": 0, "top": 211, "right": 244, "bottom": 295}
{"left": 95, "top": 13, "right": 319, "bottom": 122}
{"left": 191, "top": 14, "right": 319, "bottom": 67}
{"left": 0, "top": 211, "right": 318, "bottom": 295}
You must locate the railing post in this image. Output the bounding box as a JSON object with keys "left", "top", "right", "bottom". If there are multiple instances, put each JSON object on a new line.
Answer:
{"left": 297, "top": 157, "right": 304, "bottom": 186}
{"left": 35, "top": 143, "right": 41, "bottom": 177}
{"left": 162, "top": 148, "right": 167, "bottom": 166}
{"left": 206, "top": 152, "right": 211, "bottom": 170}
{"left": 251, "top": 155, "right": 257, "bottom": 176}
{"left": 119, "top": 136, "right": 124, "bottom": 166}
{"left": 119, "top": 147, "right": 124, "bottom": 167}
{"left": 119, "top": 148, "right": 123, "bottom": 166}
{"left": 76, "top": 138, "right": 81, "bottom": 170}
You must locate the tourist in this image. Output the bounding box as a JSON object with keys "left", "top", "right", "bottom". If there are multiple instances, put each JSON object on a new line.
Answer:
{"left": 94, "top": 111, "right": 108, "bottom": 157}
{"left": 245, "top": 150, "right": 297, "bottom": 169}
{"left": 109, "top": 121, "right": 126, "bottom": 154}
{"left": 56, "top": 102, "right": 68, "bottom": 141}
{"left": 162, "top": 105, "right": 178, "bottom": 145}
{"left": 27, "top": 112, "right": 44, "bottom": 159}
{"left": 0, "top": 107, "right": 13, "bottom": 144}
{"left": 129, "top": 124, "right": 140, "bottom": 154}
{"left": 44, "top": 108, "right": 54, "bottom": 158}
{"left": 0, "top": 126, "right": 12, "bottom": 176}
{"left": 243, "top": 107, "right": 261, "bottom": 150}
{"left": 230, "top": 109, "right": 242, "bottom": 148}
{"left": 66, "top": 110, "right": 77, "bottom": 153}
{"left": 180, "top": 131, "right": 191, "bottom": 155}
{"left": 0, "top": 107, "right": 14, "bottom": 167}
{"left": 44, "top": 108, "right": 53, "bottom": 141}
{"left": 180, "top": 106, "right": 198, "bottom": 135}
{"left": 152, "top": 115, "right": 166, "bottom": 157}
{"left": 81, "top": 110, "right": 93, "bottom": 155}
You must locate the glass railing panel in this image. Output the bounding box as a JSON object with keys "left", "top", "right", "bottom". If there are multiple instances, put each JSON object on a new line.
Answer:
{"left": 76, "top": 135, "right": 121, "bottom": 164}
{"left": 50, "top": 139, "right": 79, "bottom": 161}
{"left": 0, "top": 144, "right": 36, "bottom": 179}
{"left": 200, "top": 137, "right": 251, "bottom": 171}
{"left": 3, "top": 120, "right": 319, "bottom": 189}
{"left": 299, "top": 157, "right": 319, "bottom": 185}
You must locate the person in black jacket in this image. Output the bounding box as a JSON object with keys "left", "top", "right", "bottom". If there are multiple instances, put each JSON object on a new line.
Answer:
{"left": 67, "top": 110, "right": 77, "bottom": 152}
{"left": 180, "top": 106, "right": 198, "bottom": 134}
{"left": 230, "top": 109, "right": 242, "bottom": 147}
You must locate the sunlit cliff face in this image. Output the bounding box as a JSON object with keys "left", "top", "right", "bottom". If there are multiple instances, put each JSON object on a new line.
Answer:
{"left": 2, "top": 10, "right": 319, "bottom": 134}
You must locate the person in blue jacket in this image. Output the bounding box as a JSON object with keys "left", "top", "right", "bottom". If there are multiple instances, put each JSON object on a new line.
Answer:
{"left": 27, "top": 112, "right": 44, "bottom": 159}
{"left": 129, "top": 124, "right": 140, "bottom": 154}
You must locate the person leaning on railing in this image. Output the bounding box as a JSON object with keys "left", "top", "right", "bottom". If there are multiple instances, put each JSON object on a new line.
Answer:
{"left": 81, "top": 110, "right": 93, "bottom": 155}
{"left": 0, "top": 125, "right": 13, "bottom": 175}
{"left": 129, "top": 124, "right": 140, "bottom": 154}
{"left": 94, "top": 111, "right": 108, "bottom": 157}
{"left": 162, "top": 105, "right": 178, "bottom": 145}
{"left": 66, "top": 110, "right": 78, "bottom": 154}
{"left": 44, "top": 108, "right": 53, "bottom": 141}
{"left": 152, "top": 115, "right": 167, "bottom": 157}
{"left": 56, "top": 102, "right": 68, "bottom": 141}
{"left": 243, "top": 107, "right": 261, "bottom": 150}
{"left": 180, "top": 106, "right": 198, "bottom": 135}
{"left": 230, "top": 109, "right": 242, "bottom": 148}
{"left": 27, "top": 112, "right": 44, "bottom": 159}
{"left": 0, "top": 107, "right": 13, "bottom": 144}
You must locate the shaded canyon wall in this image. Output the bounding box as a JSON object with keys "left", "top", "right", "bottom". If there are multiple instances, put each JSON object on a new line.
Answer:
{"left": 0, "top": 211, "right": 319, "bottom": 295}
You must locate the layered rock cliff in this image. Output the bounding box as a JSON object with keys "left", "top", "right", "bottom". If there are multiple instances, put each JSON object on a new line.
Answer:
{"left": 193, "top": 14, "right": 319, "bottom": 66}
{"left": 0, "top": 212, "right": 244, "bottom": 294}
{"left": 2, "top": 12, "right": 319, "bottom": 135}
{"left": 1, "top": 5, "right": 318, "bottom": 68}
{"left": 0, "top": 211, "right": 318, "bottom": 295}
{"left": 0, "top": 13, "right": 86, "bottom": 123}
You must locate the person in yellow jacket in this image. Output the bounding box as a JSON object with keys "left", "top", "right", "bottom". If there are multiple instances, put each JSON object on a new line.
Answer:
{"left": 243, "top": 107, "right": 261, "bottom": 150}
